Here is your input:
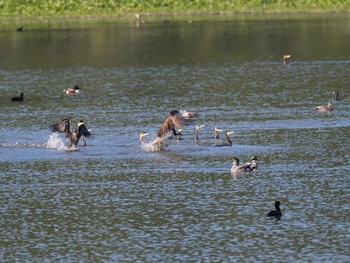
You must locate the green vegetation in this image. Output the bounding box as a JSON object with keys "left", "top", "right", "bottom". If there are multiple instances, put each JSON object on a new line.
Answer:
{"left": 1, "top": 0, "right": 350, "bottom": 18}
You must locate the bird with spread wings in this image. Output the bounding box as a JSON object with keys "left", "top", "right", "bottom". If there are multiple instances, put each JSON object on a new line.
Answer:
{"left": 49, "top": 118, "right": 93, "bottom": 148}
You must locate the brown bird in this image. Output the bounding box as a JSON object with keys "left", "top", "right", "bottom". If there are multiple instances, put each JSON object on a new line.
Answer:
{"left": 157, "top": 110, "right": 185, "bottom": 139}
{"left": 50, "top": 118, "right": 93, "bottom": 148}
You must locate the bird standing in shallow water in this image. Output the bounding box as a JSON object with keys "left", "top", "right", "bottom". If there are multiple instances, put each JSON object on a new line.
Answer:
{"left": 50, "top": 118, "right": 93, "bottom": 148}
{"left": 11, "top": 93, "right": 24, "bottom": 102}
{"left": 316, "top": 101, "right": 333, "bottom": 112}
{"left": 267, "top": 201, "right": 282, "bottom": 220}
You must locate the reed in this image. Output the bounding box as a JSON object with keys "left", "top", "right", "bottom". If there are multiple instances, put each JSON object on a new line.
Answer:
{"left": 1, "top": 0, "right": 349, "bottom": 18}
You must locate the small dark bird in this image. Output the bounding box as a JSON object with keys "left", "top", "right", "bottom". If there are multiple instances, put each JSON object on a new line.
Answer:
{"left": 17, "top": 26, "right": 23, "bottom": 32}
{"left": 267, "top": 201, "right": 282, "bottom": 220}
{"left": 11, "top": 93, "right": 24, "bottom": 102}
{"left": 49, "top": 118, "right": 93, "bottom": 148}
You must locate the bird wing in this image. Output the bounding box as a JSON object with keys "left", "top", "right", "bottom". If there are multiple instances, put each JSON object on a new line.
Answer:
{"left": 79, "top": 124, "right": 94, "bottom": 139}
{"left": 50, "top": 118, "right": 71, "bottom": 133}
{"left": 157, "top": 115, "right": 184, "bottom": 138}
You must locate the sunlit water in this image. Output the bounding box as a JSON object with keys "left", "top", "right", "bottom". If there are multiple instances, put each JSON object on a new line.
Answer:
{"left": 0, "top": 14, "right": 349, "bottom": 262}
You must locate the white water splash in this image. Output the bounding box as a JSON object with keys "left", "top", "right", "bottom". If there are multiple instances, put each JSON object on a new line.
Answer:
{"left": 45, "top": 133, "right": 66, "bottom": 150}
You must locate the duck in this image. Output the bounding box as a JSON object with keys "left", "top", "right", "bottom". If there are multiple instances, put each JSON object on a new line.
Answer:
{"left": 282, "top": 54, "right": 291, "bottom": 65}
{"left": 49, "top": 118, "right": 93, "bottom": 148}
{"left": 11, "top": 93, "right": 24, "bottom": 102}
{"left": 244, "top": 156, "right": 259, "bottom": 171}
{"left": 215, "top": 131, "right": 233, "bottom": 147}
{"left": 267, "top": 201, "right": 282, "bottom": 220}
{"left": 332, "top": 91, "right": 340, "bottom": 101}
{"left": 63, "top": 85, "right": 80, "bottom": 94}
{"left": 17, "top": 26, "right": 23, "bottom": 32}
{"left": 316, "top": 101, "right": 333, "bottom": 112}
{"left": 213, "top": 127, "right": 223, "bottom": 140}
{"left": 230, "top": 157, "right": 252, "bottom": 174}
{"left": 194, "top": 125, "right": 205, "bottom": 141}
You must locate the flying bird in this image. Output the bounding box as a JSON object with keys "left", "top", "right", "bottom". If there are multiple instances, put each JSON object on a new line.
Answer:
{"left": 49, "top": 118, "right": 93, "bottom": 148}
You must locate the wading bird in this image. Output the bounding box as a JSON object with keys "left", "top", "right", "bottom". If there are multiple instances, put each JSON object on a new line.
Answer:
{"left": 316, "top": 101, "right": 333, "bottom": 112}
{"left": 267, "top": 201, "right": 282, "bottom": 220}
{"left": 50, "top": 118, "right": 93, "bottom": 148}
{"left": 11, "top": 93, "right": 24, "bottom": 102}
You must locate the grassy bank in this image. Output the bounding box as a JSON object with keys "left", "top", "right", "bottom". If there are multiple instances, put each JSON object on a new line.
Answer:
{"left": 1, "top": 0, "right": 350, "bottom": 19}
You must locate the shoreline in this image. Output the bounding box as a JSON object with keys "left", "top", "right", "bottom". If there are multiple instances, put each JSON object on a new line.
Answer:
{"left": 1, "top": 8, "right": 349, "bottom": 22}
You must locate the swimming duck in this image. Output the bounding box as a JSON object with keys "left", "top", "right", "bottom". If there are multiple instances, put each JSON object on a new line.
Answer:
{"left": 17, "top": 26, "right": 23, "bottom": 32}
{"left": 49, "top": 118, "right": 93, "bottom": 148}
{"left": 194, "top": 125, "right": 205, "bottom": 141}
{"left": 332, "top": 91, "right": 340, "bottom": 101}
{"left": 63, "top": 85, "right": 80, "bottom": 94}
{"left": 244, "top": 156, "right": 259, "bottom": 171}
{"left": 230, "top": 157, "right": 252, "bottom": 174}
{"left": 215, "top": 131, "right": 233, "bottom": 147}
{"left": 11, "top": 93, "right": 24, "bottom": 102}
{"left": 267, "top": 201, "right": 282, "bottom": 220}
{"left": 316, "top": 101, "right": 333, "bottom": 112}
{"left": 282, "top": 54, "right": 291, "bottom": 64}
{"left": 213, "top": 127, "right": 223, "bottom": 139}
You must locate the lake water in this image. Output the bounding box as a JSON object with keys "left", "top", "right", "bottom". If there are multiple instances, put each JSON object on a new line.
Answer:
{"left": 0, "top": 14, "right": 349, "bottom": 262}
